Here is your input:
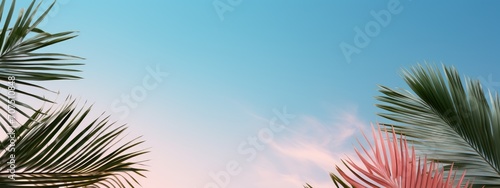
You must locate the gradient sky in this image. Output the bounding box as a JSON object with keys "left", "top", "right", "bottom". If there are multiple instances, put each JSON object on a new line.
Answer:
{"left": 8, "top": 0, "right": 500, "bottom": 187}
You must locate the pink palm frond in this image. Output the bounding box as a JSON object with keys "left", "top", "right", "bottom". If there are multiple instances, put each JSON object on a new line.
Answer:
{"left": 333, "top": 124, "right": 474, "bottom": 188}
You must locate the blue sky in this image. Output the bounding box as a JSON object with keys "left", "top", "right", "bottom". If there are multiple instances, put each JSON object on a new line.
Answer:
{"left": 8, "top": 0, "right": 500, "bottom": 187}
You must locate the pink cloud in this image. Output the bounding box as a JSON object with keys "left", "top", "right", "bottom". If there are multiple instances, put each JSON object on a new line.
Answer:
{"left": 232, "top": 108, "right": 369, "bottom": 187}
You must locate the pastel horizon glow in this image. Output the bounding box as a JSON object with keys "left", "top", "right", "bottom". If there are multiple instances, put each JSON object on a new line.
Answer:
{"left": 6, "top": 0, "right": 500, "bottom": 187}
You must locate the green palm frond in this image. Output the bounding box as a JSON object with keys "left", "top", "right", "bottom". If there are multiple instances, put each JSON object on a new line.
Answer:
{"left": 0, "top": 98, "right": 148, "bottom": 187}
{"left": 376, "top": 63, "right": 500, "bottom": 187}
{"left": 329, "top": 172, "right": 350, "bottom": 188}
{"left": 0, "top": 0, "right": 82, "bottom": 134}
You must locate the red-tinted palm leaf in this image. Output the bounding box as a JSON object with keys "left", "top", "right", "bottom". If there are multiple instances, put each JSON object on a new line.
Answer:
{"left": 334, "top": 124, "right": 473, "bottom": 188}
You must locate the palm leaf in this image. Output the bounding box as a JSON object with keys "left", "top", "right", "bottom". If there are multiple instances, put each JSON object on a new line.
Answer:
{"left": 0, "top": 0, "right": 82, "bottom": 134}
{"left": 306, "top": 125, "right": 473, "bottom": 188}
{"left": 0, "top": 98, "right": 148, "bottom": 187}
{"left": 376, "top": 63, "right": 500, "bottom": 187}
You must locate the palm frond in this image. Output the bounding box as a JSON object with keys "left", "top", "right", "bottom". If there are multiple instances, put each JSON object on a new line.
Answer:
{"left": 0, "top": 0, "right": 82, "bottom": 134}
{"left": 307, "top": 125, "right": 472, "bottom": 188}
{"left": 376, "top": 63, "right": 500, "bottom": 187}
{"left": 0, "top": 98, "right": 148, "bottom": 187}
{"left": 330, "top": 172, "right": 350, "bottom": 188}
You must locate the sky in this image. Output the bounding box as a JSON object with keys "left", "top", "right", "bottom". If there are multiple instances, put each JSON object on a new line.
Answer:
{"left": 3, "top": 0, "right": 500, "bottom": 187}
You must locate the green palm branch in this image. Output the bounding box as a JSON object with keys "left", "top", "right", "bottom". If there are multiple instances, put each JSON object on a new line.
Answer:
{"left": 376, "top": 63, "right": 500, "bottom": 187}
{"left": 0, "top": 0, "right": 82, "bottom": 134}
{"left": 0, "top": 98, "right": 148, "bottom": 187}
{"left": 0, "top": 0, "right": 149, "bottom": 187}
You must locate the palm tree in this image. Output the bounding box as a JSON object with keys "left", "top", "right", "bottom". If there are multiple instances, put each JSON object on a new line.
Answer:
{"left": 0, "top": 0, "right": 148, "bottom": 187}
{"left": 376, "top": 63, "right": 500, "bottom": 187}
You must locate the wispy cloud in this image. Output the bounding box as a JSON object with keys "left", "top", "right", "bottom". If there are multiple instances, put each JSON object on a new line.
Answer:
{"left": 233, "top": 106, "right": 368, "bottom": 187}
